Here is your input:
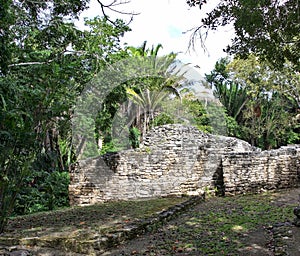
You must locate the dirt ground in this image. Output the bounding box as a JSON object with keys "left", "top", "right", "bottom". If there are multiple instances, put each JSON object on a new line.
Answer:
{"left": 105, "top": 188, "right": 300, "bottom": 256}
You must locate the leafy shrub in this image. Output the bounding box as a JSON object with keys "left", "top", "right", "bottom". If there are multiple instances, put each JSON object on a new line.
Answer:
{"left": 151, "top": 112, "right": 174, "bottom": 127}
{"left": 14, "top": 170, "right": 70, "bottom": 215}
{"left": 100, "top": 139, "right": 123, "bottom": 155}
{"left": 129, "top": 127, "right": 140, "bottom": 148}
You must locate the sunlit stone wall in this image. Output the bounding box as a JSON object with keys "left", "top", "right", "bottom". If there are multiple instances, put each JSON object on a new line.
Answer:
{"left": 69, "top": 124, "right": 299, "bottom": 206}
{"left": 223, "top": 145, "right": 300, "bottom": 195}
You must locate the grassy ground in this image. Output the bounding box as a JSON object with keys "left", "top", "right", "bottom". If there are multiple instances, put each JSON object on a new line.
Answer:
{"left": 108, "top": 190, "right": 299, "bottom": 256}
{"left": 1, "top": 189, "right": 299, "bottom": 255}
{"left": 1, "top": 197, "right": 188, "bottom": 254}
{"left": 5, "top": 197, "right": 187, "bottom": 236}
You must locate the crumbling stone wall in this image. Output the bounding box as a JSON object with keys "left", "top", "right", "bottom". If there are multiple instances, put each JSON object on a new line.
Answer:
{"left": 223, "top": 146, "right": 300, "bottom": 195}
{"left": 69, "top": 124, "right": 300, "bottom": 206}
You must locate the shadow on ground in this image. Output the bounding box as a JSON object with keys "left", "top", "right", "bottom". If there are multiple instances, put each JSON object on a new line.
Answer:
{"left": 1, "top": 189, "right": 300, "bottom": 255}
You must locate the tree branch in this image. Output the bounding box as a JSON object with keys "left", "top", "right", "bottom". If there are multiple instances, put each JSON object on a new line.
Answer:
{"left": 184, "top": 25, "right": 209, "bottom": 54}
{"left": 184, "top": 0, "right": 226, "bottom": 55}
{"left": 8, "top": 60, "right": 54, "bottom": 67}
{"left": 96, "top": 0, "right": 139, "bottom": 26}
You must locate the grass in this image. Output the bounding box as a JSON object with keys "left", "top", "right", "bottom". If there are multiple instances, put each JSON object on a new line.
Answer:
{"left": 110, "top": 190, "right": 298, "bottom": 255}
{"left": 174, "top": 194, "right": 290, "bottom": 254}
{"left": 2, "top": 189, "right": 299, "bottom": 255}
{"left": 5, "top": 197, "right": 187, "bottom": 237}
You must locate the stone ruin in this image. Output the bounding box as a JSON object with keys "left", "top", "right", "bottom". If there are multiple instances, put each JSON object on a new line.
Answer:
{"left": 69, "top": 124, "right": 300, "bottom": 206}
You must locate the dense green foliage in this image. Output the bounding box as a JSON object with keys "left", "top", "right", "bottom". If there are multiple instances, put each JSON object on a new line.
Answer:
{"left": 206, "top": 57, "right": 299, "bottom": 149}
{"left": 14, "top": 171, "right": 70, "bottom": 215}
{"left": 188, "top": 0, "right": 299, "bottom": 147}
{"left": 95, "top": 42, "right": 205, "bottom": 154}
{"left": 0, "top": 0, "right": 129, "bottom": 232}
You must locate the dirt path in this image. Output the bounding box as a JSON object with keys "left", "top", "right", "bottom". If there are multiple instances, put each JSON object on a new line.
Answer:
{"left": 105, "top": 188, "right": 300, "bottom": 256}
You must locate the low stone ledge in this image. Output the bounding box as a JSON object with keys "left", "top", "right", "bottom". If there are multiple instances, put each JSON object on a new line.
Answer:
{"left": 93, "top": 194, "right": 205, "bottom": 254}
{"left": 0, "top": 195, "right": 205, "bottom": 255}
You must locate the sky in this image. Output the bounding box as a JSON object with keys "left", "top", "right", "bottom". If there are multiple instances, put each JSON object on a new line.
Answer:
{"left": 76, "top": 0, "right": 234, "bottom": 76}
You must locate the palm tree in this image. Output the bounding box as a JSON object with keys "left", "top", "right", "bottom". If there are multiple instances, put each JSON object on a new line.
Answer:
{"left": 126, "top": 88, "right": 169, "bottom": 135}
{"left": 206, "top": 58, "right": 249, "bottom": 122}
{"left": 122, "top": 42, "right": 186, "bottom": 138}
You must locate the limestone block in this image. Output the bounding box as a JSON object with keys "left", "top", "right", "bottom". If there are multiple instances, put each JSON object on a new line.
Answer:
{"left": 69, "top": 125, "right": 300, "bottom": 205}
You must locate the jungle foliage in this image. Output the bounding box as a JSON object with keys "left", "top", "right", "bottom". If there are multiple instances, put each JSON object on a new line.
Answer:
{"left": 0, "top": 0, "right": 299, "bottom": 233}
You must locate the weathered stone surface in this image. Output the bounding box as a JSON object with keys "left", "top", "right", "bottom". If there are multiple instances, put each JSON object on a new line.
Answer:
{"left": 223, "top": 145, "right": 300, "bottom": 195}
{"left": 69, "top": 124, "right": 300, "bottom": 206}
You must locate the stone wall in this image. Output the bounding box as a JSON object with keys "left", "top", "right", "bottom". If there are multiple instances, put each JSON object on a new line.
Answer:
{"left": 69, "top": 124, "right": 300, "bottom": 206}
{"left": 223, "top": 145, "right": 300, "bottom": 195}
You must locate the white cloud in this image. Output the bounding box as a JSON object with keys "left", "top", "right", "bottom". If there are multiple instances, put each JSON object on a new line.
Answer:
{"left": 77, "top": 0, "right": 234, "bottom": 75}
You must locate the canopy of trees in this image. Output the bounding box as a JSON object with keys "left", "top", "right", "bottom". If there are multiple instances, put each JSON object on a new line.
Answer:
{"left": 187, "top": 0, "right": 300, "bottom": 70}
{"left": 206, "top": 57, "right": 299, "bottom": 149}
{"left": 187, "top": 0, "right": 299, "bottom": 148}
{"left": 0, "top": 0, "right": 130, "bottom": 232}
{"left": 0, "top": 0, "right": 299, "bottom": 234}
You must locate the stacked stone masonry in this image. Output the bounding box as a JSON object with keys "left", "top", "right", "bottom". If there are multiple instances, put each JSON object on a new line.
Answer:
{"left": 69, "top": 124, "right": 300, "bottom": 206}
{"left": 223, "top": 146, "right": 300, "bottom": 195}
